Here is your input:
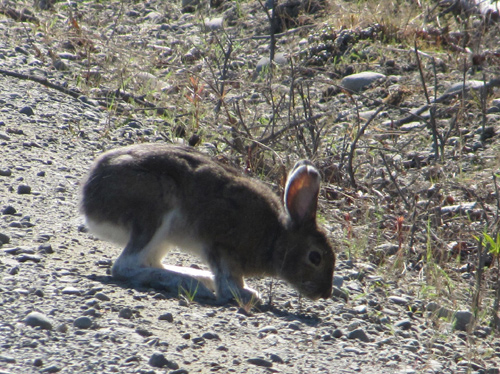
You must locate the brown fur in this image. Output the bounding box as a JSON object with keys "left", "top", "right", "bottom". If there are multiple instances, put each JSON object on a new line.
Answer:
{"left": 80, "top": 144, "right": 335, "bottom": 302}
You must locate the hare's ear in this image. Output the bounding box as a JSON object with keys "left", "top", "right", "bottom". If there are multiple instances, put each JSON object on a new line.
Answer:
{"left": 284, "top": 161, "right": 321, "bottom": 226}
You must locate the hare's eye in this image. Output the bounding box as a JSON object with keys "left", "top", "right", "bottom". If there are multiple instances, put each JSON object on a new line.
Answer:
{"left": 308, "top": 250, "right": 322, "bottom": 266}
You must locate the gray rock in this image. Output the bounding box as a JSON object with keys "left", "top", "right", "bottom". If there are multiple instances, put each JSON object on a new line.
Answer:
{"left": 332, "top": 329, "right": 343, "bottom": 338}
{"left": 247, "top": 358, "right": 273, "bottom": 368}
{"left": 170, "top": 370, "right": 188, "bottom": 374}
{"left": 2, "top": 205, "right": 17, "bottom": 215}
{"left": 347, "top": 328, "right": 370, "bottom": 342}
{"left": 332, "top": 286, "right": 349, "bottom": 301}
{"left": 94, "top": 292, "right": 110, "bottom": 301}
{"left": 353, "top": 305, "right": 367, "bottom": 314}
{"left": 445, "top": 80, "right": 485, "bottom": 95}
{"left": 388, "top": 296, "right": 408, "bottom": 306}
{"left": 454, "top": 310, "right": 473, "bottom": 331}
{"left": 202, "top": 332, "right": 219, "bottom": 340}
{"left": 258, "top": 325, "right": 278, "bottom": 334}
{"left": 394, "top": 319, "right": 412, "bottom": 330}
{"left": 0, "top": 168, "right": 11, "bottom": 176}
{"left": 148, "top": 352, "right": 178, "bottom": 369}
{"left": 340, "top": 71, "right": 386, "bottom": 93}
{"left": 269, "top": 354, "right": 284, "bottom": 364}
{"left": 16, "top": 254, "right": 41, "bottom": 263}
{"left": 40, "top": 365, "right": 61, "bottom": 373}
{"left": 0, "top": 355, "right": 16, "bottom": 363}
{"left": 333, "top": 275, "right": 344, "bottom": 287}
{"left": 17, "top": 184, "right": 31, "bottom": 194}
{"left": 204, "top": 17, "right": 223, "bottom": 30}
{"left": 73, "top": 316, "right": 92, "bottom": 329}
{"left": 61, "top": 287, "right": 82, "bottom": 295}
{"left": 38, "top": 244, "right": 54, "bottom": 254}
{"left": 24, "top": 312, "right": 53, "bottom": 330}
{"left": 19, "top": 106, "right": 35, "bottom": 116}
{"left": 0, "top": 232, "right": 10, "bottom": 244}
{"left": 255, "top": 53, "right": 287, "bottom": 75}
{"left": 118, "top": 307, "right": 133, "bottom": 319}
{"left": 159, "top": 312, "right": 174, "bottom": 322}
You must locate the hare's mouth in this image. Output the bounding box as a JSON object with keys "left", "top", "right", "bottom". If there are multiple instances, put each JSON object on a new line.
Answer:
{"left": 299, "top": 282, "right": 332, "bottom": 300}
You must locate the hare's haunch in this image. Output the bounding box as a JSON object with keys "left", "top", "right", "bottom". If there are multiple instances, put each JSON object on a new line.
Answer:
{"left": 81, "top": 144, "right": 335, "bottom": 303}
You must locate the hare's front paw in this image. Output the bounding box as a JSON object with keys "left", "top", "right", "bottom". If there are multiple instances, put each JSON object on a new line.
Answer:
{"left": 215, "top": 278, "right": 261, "bottom": 306}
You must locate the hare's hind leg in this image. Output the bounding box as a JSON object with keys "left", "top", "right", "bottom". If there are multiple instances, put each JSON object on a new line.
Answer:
{"left": 111, "top": 213, "right": 216, "bottom": 300}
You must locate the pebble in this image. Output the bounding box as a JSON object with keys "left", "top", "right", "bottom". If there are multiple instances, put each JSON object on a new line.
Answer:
{"left": 202, "top": 332, "right": 219, "bottom": 340}
{"left": 353, "top": 305, "right": 367, "bottom": 314}
{"left": 159, "top": 312, "right": 174, "bottom": 322}
{"left": 394, "top": 319, "right": 412, "bottom": 330}
{"left": 148, "top": 352, "right": 179, "bottom": 369}
{"left": 40, "top": 365, "right": 62, "bottom": 373}
{"left": 254, "top": 53, "right": 287, "bottom": 75}
{"left": 0, "top": 232, "right": 10, "bottom": 244}
{"left": 0, "top": 355, "right": 16, "bottom": 363}
{"left": 332, "top": 286, "right": 349, "bottom": 300}
{"left": 73, "top": 316, "right": 92, "bottom": 329}
{"left": 94, "top": 292, "right": 110, "bottom": 301}
{"left": 17, "top": 184, "right": 31, "bottom": 194}
{"left": 333, "top": 275, "right": 344, "bottom": 287}
{"left": 170, "top": 370, "right": 188, "bottom": 374}
{"left": 332, "top": 329, "right": 343, "bottom": 338}
{"left": 269, "top": 354, "right": 284, "bottom": 364}
{"left": 19, "top": 106, "right": 35, "bottom": 116}
{"left": 340, "top": 71, "right": 386, "bottom": 93}
{"left": 258, "top": 325, "right": 278, "bottom": 334}
{"left": 24, "top": 312, "right": 53, "bottom": 330}
{"left": 247, "top": 358, "right": 273, "bottom": 368}
{"left": 16, "top": 254, "right": 41, "bottom": 263}
{"left": 444, "top": 80, "right": 485, "bottom": 95}
{"left": 135, "top": 328, "right": 153, "bottom": 337}
{"left": 2, "top": 205, "right": 17, "bottom": 215}
{"left": 454, "top": 310, "right": 473, "bottom": 331}
{"left": 61, "top": 287, "right": 82, "bottom": 295}
{"left": 38, "top": 244, "right": 54, "bottom": 254}
{"left": 388, "top": 296, "right": 408, "bottom": 306}
{"left": 0, "top": 168, "right": 11, "bottom": 176}
{"left": 118, "top": 307, "right": 134, "bottom": 319}
{"left": 204, "top": 17, "right": 223, "bottom": 30}
{"left": 347, "top": 329, "right": 370, "bottom": 342}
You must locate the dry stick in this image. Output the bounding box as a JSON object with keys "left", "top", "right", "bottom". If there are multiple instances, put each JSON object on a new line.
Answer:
{"left": 473, "top": 237, "right": 483, "bottom": 320}
{"left": 379, "top": 151, "right": 411, "bottom": 210}
{"left": 0, "top": 68, "right": 81, "bottom": 99}
{"left": 346, "top": 106, "right": 384, "bottom": 188}
{"left": 249, "top": 109, "right": 337, "bottom": 151}
{"left": 237, "top": 24, "right": 316, "bottom": 42}
{"left": 414, "top": 41, "right": 441, "bottom": 161}
{"left": 212, "top": 34, "right": 233, "bottom": 114}
{"left": 493, "top": 173, "right": 500, "bottom": 225}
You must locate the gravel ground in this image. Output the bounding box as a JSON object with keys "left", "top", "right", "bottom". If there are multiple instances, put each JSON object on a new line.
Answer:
{"left": 1, "top": 1, "right": 500, "bottom": 373}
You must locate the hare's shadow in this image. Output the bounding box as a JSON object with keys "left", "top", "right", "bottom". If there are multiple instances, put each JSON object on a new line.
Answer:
{"left": 86, "top": 274, "right": 324, "bottom": 324}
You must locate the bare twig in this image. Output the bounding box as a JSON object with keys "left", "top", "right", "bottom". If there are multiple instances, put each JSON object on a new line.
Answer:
{"left": 379, "top": 151, "right": 411, "bottom": 210}
{"left": 347, "top": 106, "right": 384, "bottom": 188}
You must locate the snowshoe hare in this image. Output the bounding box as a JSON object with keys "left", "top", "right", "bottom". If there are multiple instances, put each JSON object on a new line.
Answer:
{"left": 80, "top": 144, "right": 334, "bottom": 303}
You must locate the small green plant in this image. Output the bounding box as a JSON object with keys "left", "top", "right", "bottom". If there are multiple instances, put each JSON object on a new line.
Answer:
{"left": 178, "top": 281, "right": 200, "bottom": 303}
{"left": 479, "top": 231, "right": 500, "bottom": 329}
{"left": 230, "top": 288, "right": 260, "bottom": 314}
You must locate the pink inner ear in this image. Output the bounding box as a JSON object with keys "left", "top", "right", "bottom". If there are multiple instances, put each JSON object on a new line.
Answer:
{"left": 285, "top": 165, "right": 320, "bottom": 225}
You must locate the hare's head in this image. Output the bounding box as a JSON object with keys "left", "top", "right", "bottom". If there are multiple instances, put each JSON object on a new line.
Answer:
{"left": 275, "top": 161, "right": 335, "bottom": 300}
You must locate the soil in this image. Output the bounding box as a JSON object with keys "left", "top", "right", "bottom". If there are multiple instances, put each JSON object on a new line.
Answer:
{"left": 1, "top": 1, "right": 500, "bottom": 373}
